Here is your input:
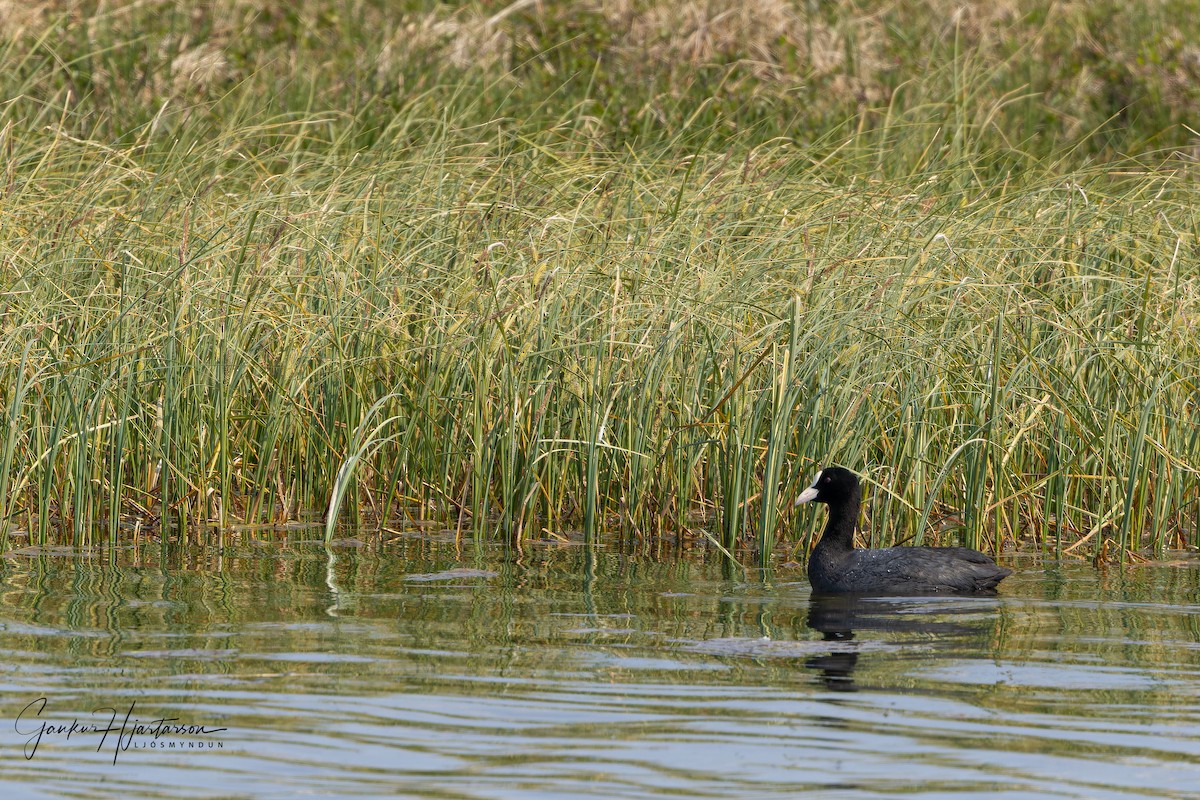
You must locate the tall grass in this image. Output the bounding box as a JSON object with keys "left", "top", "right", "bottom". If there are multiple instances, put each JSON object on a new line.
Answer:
{"left": 1, "top": 1, "right": 1199, "bottom": 562}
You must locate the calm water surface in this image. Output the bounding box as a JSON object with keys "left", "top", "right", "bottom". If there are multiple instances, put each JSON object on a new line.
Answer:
{"left": 2, "top": 536, "right": 1199, "bottom": 799}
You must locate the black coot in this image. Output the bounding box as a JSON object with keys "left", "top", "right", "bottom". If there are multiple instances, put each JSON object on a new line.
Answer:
{"left": 795, "top": 467, "right": 1011, "bottom": 595}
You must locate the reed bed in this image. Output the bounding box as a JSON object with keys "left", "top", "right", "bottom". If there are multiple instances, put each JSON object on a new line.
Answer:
{"left": 2, "top": 1, "right": 1199, "bottom": 562}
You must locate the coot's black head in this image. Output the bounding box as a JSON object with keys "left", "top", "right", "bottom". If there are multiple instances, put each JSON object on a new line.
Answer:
{"left": 795, "top": 466, "right": 860, "bottom": 507}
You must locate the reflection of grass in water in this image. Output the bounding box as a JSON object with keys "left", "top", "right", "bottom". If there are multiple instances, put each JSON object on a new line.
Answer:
{"left": 7, "top": 547, "right": 1200, "bottom": 800}
{"left": 1, "top": 2, "right": 1199, "bottom": 561}
{"left": 3, "top": 543, "right": 1197, "bottom": 703}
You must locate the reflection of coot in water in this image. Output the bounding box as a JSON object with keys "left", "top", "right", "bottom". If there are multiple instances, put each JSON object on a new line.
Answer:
{"left": 805, "top": 593, "right": 861, "bottom": 691}
{"left": 804, "top": 593, "right": 994, "bottom": 691}
{"left": 795, "top": 467, "right": 1011, "bottom": 595}
{"left": 804, "top": 594, "right": 888, "bottom": 691}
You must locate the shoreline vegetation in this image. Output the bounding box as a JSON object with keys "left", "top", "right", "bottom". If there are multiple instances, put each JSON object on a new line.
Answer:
{"left": 2, "top": 0, "right": 1198, "bottom": 563}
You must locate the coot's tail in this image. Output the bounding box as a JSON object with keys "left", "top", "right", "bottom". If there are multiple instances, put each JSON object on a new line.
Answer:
{"left": 975, "top": 565, "right": 1013, "bottom": 592}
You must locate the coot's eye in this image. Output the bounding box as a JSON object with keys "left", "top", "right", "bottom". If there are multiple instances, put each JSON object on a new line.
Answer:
{"left": 822, "top": 475, "right": 831, "bottom": 483}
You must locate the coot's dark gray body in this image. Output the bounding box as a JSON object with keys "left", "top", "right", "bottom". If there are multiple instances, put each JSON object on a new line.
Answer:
{"left": 796, "top": 467, "right": 1011, "bottom": 595}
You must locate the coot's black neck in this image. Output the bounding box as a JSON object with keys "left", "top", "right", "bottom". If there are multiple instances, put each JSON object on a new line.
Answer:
{"left": 817, "top": 495, "right": 860, "bottom": 552}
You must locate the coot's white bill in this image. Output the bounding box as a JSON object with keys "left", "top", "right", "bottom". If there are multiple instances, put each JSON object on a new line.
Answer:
{"left": 795, "top": 471, "right": 822, "bottom": 505}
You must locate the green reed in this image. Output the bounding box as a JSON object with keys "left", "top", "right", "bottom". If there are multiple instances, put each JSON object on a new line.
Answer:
{"left": 4, "top": 130, "right": 1198, "bottom": 561}
{"left": 2, "top": 2, "right": 1200, "bottom": 563}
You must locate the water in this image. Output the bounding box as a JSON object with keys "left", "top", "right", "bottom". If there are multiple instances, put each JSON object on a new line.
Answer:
{"left": 2, "top": 536, "right": 1199, "bottom": 799}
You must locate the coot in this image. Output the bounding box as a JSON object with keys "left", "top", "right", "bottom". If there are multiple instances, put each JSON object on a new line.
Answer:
{"left": 795, "top": 467, "right": 1011, "bottom": 595}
